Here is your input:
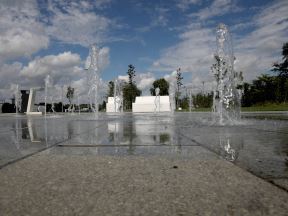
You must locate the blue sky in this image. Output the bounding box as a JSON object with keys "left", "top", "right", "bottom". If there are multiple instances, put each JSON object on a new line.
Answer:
{"left": 0, "top": 0, "right": 287, "bottom": 99}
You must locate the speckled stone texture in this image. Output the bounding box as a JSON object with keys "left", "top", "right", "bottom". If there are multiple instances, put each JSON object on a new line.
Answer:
{"left": 0, "top": 153, "right": 288, "bottom": 216}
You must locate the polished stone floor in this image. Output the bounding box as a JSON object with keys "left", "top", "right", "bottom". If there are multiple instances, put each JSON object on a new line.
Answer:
{"left": 1, "top": 112, "right": 288, "bottom": 181}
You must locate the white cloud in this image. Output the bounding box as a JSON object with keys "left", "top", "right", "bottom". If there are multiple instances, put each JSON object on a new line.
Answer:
{"left": 176, "top": 0, "right": 201, "bottom": 11}
{"left": 19, "top": 52, "right": 82, "bottom": 87}
{"left": 0, "top": 62, "right": 23, "bottom": 89}
{"left": 234, "top": 0, "right": 288, "bottom": 79}
{"left": 46, "top": 0, "right": 116, "bottom": 46}
{"left": 191, "top": 0, "right": 240, "bottom": 20}
{"left": 164, "top": 70, "right": 177, "bottom": 83}
{"left": 94, "top": 0, "right": 113, "bottom": 9}
{"left": 118, "top": 75, "right": 129, "bottom": 82}
{"left": 152, "top": 24, "right": 215, "bottom": 82}
{"left": 98, "top": 47, "right": 110, "bottom": 70}
{"left": 0, "top": 62, "right": 23, "bottom": 100}
{"left": 152, "top": 0, "right": 288, "bottom": 85}
{"left": 136, "top": 7, "right": 169, "bottom": 32}
{"left": 136, "top": 72, "right": 156, "bottom": 92}
{"left": 0, "top": 0, "right": 49, "bottom": 60}
{"left": 84, "top": 46, "right": 110, "bottom": 70}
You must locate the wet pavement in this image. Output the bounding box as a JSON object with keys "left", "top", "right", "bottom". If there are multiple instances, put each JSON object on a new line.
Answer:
{"left": 1, "top": 112, "right": 288, "bottom": 180}
{"left": 0, "top": 112, "right": 288, "bottom": 215}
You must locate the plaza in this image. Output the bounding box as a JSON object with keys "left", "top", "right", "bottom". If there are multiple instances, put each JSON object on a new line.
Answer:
{"left": 0, "top": 112, "right": 288, "bottom": 215}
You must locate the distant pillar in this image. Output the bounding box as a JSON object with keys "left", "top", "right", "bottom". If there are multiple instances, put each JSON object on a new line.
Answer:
{"left": 20, "top": 90, "right": 29, "bottom": 113}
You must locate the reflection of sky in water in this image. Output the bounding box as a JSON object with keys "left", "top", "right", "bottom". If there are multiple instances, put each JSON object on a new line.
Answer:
{"left": 0, "top": 112, "right": 287, "bottom": 180}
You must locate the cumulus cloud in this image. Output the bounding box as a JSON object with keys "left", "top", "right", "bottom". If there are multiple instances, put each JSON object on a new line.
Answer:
{"left": 118, "top": 75, "right": 129, "bottom": 82}
{"left": 19, "top": 52, "right": 82, "bottom": 88}
{"left": 234, "top": 0, "right": 288, "bottom": 79}
{"left": 21, "top": 52, "right": 81, "bottom": 77}
{"left": 0, "top": 0, "right": 49, "bottom": 60}
{"left": 135, "top": 73, "right": 156, "bottom": 92}
{"left": 0, "top": 62, "right": 23, "bottom": 100}
{"left": 176, "top": 0, "right": 201, "bottom": 11}
{"left": 191, "top": 0, "right": 240, "bottom": 20}
{"left": 136, "top": 7, "right": 170, "bottom": 32}
{"left": 46, "top": 0, "right": 116, "bottom": 46}
{"left": 85, "top": 47, "right": 110, "bottom": 70}
{"left": 152, "top": 0, "right": 288, "bottom": 85}
{"left": 0, "top": 63, "right": 23, "bottom": 89}
{"left": 152, "top": 24, "right": 215, "bottom": 83}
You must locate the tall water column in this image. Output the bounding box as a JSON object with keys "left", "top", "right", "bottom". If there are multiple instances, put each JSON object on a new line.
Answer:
{"left": 86, "top": 44, "right": 101, "bottom": 113}
{"left": 212, "top": 24, "right": 241, "bottom": 125}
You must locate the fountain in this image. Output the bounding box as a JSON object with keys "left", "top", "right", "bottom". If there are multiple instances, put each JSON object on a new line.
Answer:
{"left": 86, "top": 44, "right": 101, "bottom": 113}
{"left": 212, "top": 24, "right": 241, "bottom": 125}
{"left": 14, "top": 84, "right": 21, "bottom": 115}
{"left": 113, "top": 79, "right": 123, "bottom": 113}
{"left": 44, "top": 75, "right": 52, "bottom": 116}
{"left": 154, "top": 87, "right": 160, "bottom": 113}
{"left": 189, "top": 89, "right": 193, "bottom": 112}
{"left": 77, "top": 92, "right": 80, "bottom": 115}
{"left": 169, "top": 71, "right": 177, "bottom": 112}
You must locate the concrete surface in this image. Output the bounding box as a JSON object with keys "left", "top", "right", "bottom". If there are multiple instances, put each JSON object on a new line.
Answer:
{"left": 1, "top": 153, "right": 288, "bottom": 216}
{"left": 0, "top": 112, "right": 288, "bottom": 215}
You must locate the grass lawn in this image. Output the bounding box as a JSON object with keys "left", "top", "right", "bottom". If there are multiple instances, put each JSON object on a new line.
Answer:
{"left": 178, "top": 103, "right": 288, "bottom": 112}
{"left": 241, "top": 103, "right": 288, "bottom": 112}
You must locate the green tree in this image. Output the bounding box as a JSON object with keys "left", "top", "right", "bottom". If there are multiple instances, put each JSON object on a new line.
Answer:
{"left": 66, "top": 86, "right": 74, "bottom": 107}
{"left": 150, "top": 78, "right": 169, "bottom": 96}
{"left": 193, "top": 92, "right": 213, "bottom": 108}
{"left": 123, "top": 65, "right": 141, "bottom": 110}
{"left": 127, "top": 64, "right": 136, "bottom": 85}
{"left": 107, "top": 81, "right": 114, "bottom": 97}
{"left": 273, "top": 42, "right": 288, "bottom": 77}
{"left": 123, "top": 83, "right": 141, "bottom": 110}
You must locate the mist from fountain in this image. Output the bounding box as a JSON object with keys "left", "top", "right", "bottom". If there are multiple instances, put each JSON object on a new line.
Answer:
{"left": 154, "top": 87, "right": 160, "bottom": 113}
{"left": 14, "top": 84, "right": 21, "bottom": 115}
{"left": 77, "top": 93, "right": 80, "bottom": 115}
{"left": 212, "top": 24, "right": 241, "bottom": 125}
{"left": 189, "top": 89, "right": 193, "bottom": 112}
{"left": 86, "top": 44, "right": 101, "bottom": 113}
{"left": 169, "top": 71, "right": 177, "bottom": 112}
{"left": 44, "top": 75, "right": 52, "bottom": 116}
{"left": 113, "top": 79, "right": 123, "bottom": 113}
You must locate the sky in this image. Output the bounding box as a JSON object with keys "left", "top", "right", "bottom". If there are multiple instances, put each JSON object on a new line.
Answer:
{"left": 0, "top": 0, "right": 287, "bottom": 101}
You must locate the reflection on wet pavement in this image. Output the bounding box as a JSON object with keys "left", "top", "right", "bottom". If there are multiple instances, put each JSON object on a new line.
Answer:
{"left": 0, "top": 112, "right": 288, "bottom": 182}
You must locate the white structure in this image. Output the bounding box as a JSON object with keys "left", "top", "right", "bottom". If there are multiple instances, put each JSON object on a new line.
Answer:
{"left": 132, "top": 96, "right": 171, "bottom": 113}
{"left": 26, "top": 88, "right": 43, "bottom": 115}
{"left": 106, "top": 97, "right": 122, "bottom": 112}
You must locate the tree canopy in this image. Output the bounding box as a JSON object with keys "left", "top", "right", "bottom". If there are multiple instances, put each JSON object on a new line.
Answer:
{"left": 66, "top": 86, "right": 74, "bottom": 105}
{"left": 123, "top": 64, "right": 141, "bottom": 110}
{"left": 127, "top": 64, "right": 136, "bottom": 85}
{"left": 273, "top": 42, "right": 288, "bottom": 77}
{"left": 150, "top": 78, "right": 169, "bottom": 96}
{"left": 107, "top": 81, "right": 114, "bottom": 97}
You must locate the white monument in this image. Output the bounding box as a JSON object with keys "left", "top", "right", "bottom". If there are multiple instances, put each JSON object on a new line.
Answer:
{"left": 106, "top": 96, "right": 122, "bottom": 112}
{"left": 26, "top": 87, "right": 43, "bottom": 115}
{"left": 132, "top": 96, "right": 171, "bottom": 113}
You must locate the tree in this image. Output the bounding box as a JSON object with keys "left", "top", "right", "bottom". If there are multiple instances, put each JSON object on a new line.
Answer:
{"left": 66, "top": 86, "right": 74, "bottom": 107}
{"left": 192, "top": 92, "right": 213, "bottom": 108}
{"left": 176, "top": 68, "right": 183, "bottom": 108}
{"left": 127, "top": 64, "right": 136, "bottom": 85}
{"left": 1, "top": 103, "right": 16, "bottom": 113}
{"left": 150, "top": 78, "right": 169, "bottom": 96}
{"left": 123, "top": 83, "right": 141, "bottom": 110}
{"left": 273, "top": 42, "right": 288, "bottom": 77}
{"left": 123, "top": 65, "right": 141, "bottom": 110}
{"left": 107, "top": 81, "right": 114, "bottom": 97}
